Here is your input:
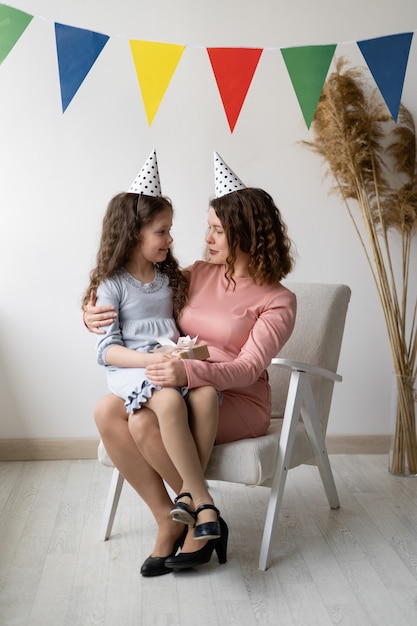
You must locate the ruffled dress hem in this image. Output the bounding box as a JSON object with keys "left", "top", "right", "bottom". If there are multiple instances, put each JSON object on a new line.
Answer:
{"left": 125, "top": 380, "right": 189, "bottom": 413}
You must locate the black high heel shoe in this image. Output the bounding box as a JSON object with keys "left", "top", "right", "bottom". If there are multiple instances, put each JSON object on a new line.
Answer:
{"left": 170, "top": 492, "right": 196, "bottom": 525}
{"left": 193, "top": 503, "right": 221, "bottom": 540}
{"left": 140, "top": 526, "right": 187, "bottom": 577}
{"left": 164, "top": 517, "right": 228, "bottom": 570}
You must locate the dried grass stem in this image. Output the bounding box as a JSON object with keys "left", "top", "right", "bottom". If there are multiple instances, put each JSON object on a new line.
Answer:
{"left": 305, "top": 58, "right": 417, "bottom": 474}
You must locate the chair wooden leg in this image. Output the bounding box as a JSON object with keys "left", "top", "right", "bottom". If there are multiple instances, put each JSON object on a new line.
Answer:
{"left": 300, "top": 379, "right": 340, "bottom": 510}
{"left": 99, "top": 468, "right": 125, "bottom": 541}
{"left": 258, "top": 370, "right": 305, "bottom": 571}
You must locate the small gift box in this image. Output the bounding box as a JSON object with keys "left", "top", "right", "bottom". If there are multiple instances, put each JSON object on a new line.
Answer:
{"left": 154, "top": 336, "right": 210, "bottom": 361}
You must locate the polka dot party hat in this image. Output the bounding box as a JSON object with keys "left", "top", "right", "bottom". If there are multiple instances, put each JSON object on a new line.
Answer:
{"left": 128, "top": 149, "right": 161, "bottom": 196}
{"left": 214, "top": 151, "right": 246, "bottom": 198}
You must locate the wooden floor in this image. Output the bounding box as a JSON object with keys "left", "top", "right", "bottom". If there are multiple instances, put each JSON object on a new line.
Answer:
{"left": 1, "top": 455, "right": 417, "bottom": 626}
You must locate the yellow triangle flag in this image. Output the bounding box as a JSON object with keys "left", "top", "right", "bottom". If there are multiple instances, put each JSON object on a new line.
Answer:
{"left": 129, "top": 40, "right": 185, "bottom": 125}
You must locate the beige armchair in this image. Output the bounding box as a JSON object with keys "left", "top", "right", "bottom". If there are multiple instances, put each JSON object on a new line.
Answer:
{"left": 98, "top": 282, "right": 351, "bottom": 571}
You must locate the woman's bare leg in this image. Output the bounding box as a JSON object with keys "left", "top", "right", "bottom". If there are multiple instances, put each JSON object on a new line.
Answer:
{"left": 94, "top": 394, "right": 183, "bottom": 557}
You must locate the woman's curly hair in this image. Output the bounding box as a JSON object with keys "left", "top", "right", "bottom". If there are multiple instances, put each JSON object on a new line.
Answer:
{"left": 209, "top": 187, "right": 295, "bottom": 287}
{"left": 82, "top": 192, "right": 188, "bottom": 318}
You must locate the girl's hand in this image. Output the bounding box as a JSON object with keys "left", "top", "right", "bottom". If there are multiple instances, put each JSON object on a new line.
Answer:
{"left": 146, "top": 357, "right": 188, "bottom": 387}
{"left": 83, "top": 291, "right": 117, "bottom": 334}
{"left": 146, "top": 352, "right": 177, "bottom": 365}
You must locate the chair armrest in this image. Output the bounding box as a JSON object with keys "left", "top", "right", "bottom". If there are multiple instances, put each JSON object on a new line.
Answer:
{"left": 270, "top": 358, "right": 342, "bottom": 383}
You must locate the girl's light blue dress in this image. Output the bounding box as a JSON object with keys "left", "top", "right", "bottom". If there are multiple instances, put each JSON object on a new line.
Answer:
{"left": 96, "top": 267, "right": 183, "bottom": 413}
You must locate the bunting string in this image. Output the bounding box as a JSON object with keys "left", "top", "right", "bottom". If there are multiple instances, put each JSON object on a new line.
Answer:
{"left": 0, "top": 3, "right": 415, "bottom": 128}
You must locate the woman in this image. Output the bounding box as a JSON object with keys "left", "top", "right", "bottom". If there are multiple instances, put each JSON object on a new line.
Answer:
{"left": 84, "top": 153, "right": 296, "bottom": 574}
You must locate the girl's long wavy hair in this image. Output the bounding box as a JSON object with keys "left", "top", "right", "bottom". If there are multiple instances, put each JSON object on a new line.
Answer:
{"left": 82, "top": 192, "right": 188, "bottom": 318}
{"left": 209, "top": 187, "right": 295, "bottom": 287}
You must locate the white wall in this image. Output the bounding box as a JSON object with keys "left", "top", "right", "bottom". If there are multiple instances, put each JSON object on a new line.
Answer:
{"left": 1, "top": 0, "right": 416, "bottom": 439}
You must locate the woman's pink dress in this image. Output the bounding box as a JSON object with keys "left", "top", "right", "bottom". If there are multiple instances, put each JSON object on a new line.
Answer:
{"left": 179, "top": 262, "right": 297, "bottom": 443}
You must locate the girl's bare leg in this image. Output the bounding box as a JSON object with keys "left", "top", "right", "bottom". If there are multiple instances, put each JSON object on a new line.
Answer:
{"left": 187, "top": 386, "right": 219, "bottom": 471}
{"left": 94, "top": 394, "right": 183, "bottom": 557}
{"left": 146, "top": 388, "right": 217, "bottom": 524}
{"left": 128, "top": 410, "right": 183, "bottom": 494}
{"left": 182, "top": 386, "right": 220, "bottom": 553}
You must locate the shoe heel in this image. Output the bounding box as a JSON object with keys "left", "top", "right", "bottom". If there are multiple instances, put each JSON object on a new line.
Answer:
{"left": 214, "top": 517, "right": 228, "bottom": 564}
{"left": 171, "top": 492, "right": 195, "bottom": 526}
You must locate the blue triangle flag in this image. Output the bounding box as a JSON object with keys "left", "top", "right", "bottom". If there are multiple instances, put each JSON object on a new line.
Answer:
{"left": 357, "top": 32, "right": 413, "bottom": 122}
{"left": 55, "top": 23, "right": 109, "bottom": 112}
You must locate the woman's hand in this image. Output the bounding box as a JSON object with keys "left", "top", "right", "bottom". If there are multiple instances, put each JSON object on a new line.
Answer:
{"left": 146, "top": 357, "right": 188, "bottom": 387}
{"left": 83, "top": 291, "right": 117, "bottom": 334}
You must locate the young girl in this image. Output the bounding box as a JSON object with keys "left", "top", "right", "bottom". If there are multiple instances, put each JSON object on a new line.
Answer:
{"left": 82, "top": 152, "right": 224, "bottom": 576}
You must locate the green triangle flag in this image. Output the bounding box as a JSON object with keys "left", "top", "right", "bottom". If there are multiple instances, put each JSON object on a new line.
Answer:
{"left": 0, "top": 4, "right": 33, "bottom": 64}
{"left": 281, "top": 44, "right": 337, "bottom": 128}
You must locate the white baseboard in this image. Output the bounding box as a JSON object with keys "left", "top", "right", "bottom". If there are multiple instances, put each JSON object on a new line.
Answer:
{"left": 0, "top": 438, "right": 100, "bottom": 461}
{"left": 327, "top": 434, "right": 389, "bottom": 454}
{"left": 0, "top": 435, "right": 390, "bottom": 461}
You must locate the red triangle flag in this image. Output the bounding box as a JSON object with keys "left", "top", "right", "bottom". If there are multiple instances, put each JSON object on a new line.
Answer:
{"left": 207, "top": 47, "right": 263, "bottom": 132}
